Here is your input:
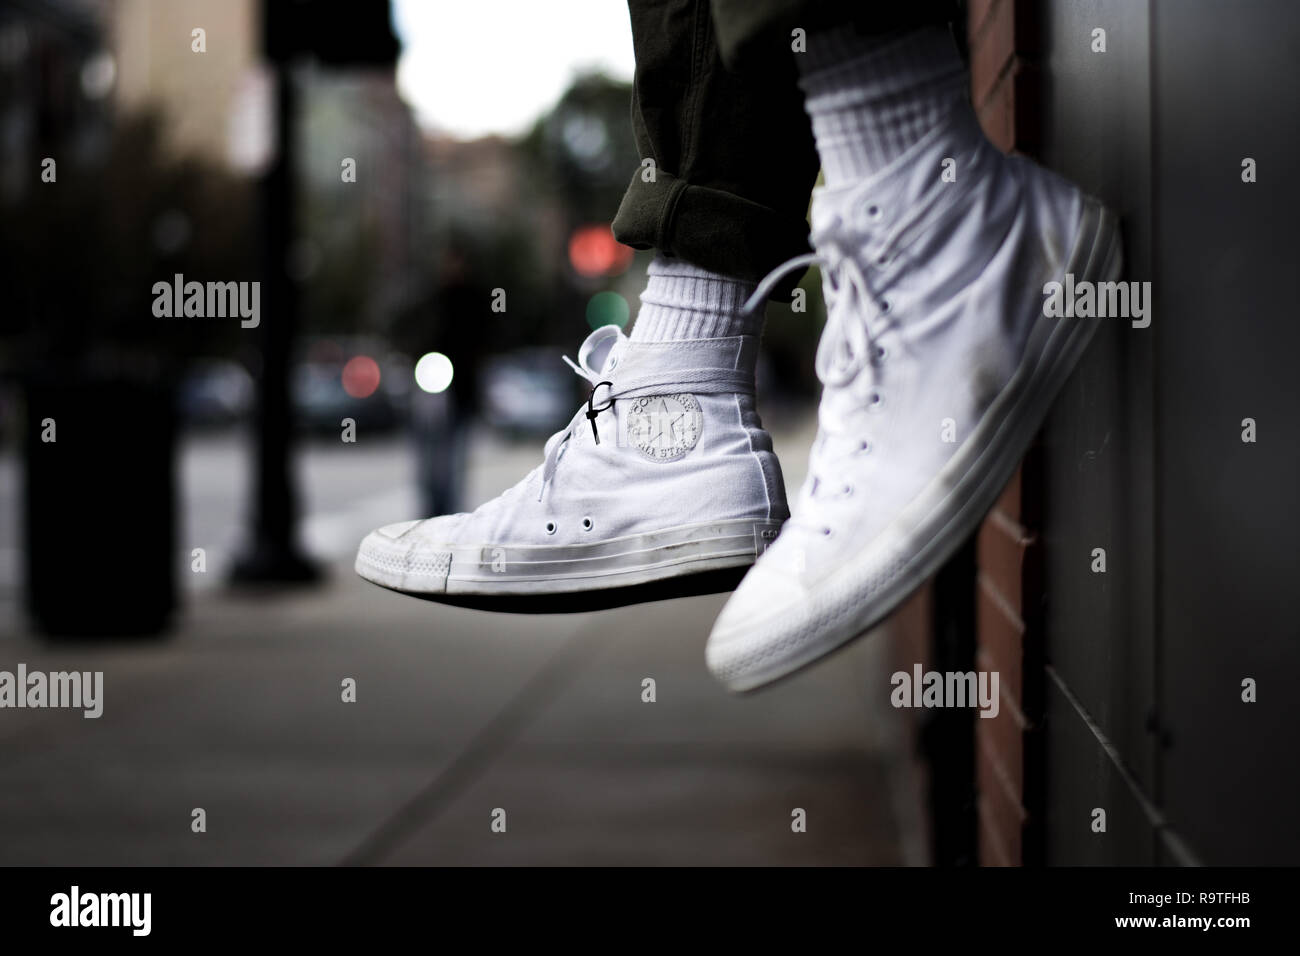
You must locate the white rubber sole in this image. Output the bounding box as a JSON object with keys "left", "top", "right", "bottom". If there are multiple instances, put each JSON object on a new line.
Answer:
{"left": 711, "top": 198, "right": 1123, "bottom": 692}
{"left": 356, "top": 517, "right": 783, "bottom": 598}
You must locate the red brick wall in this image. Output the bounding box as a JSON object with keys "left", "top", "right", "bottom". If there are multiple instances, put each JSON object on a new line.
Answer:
{"left": 969, "top": 0, "right": 1041, "bottom": 155}
{"left": 974, "top": 458, "right": 1042, "bottom": 865}
{"left": 966, "top": 0, "right": 1042, "bottom": 867}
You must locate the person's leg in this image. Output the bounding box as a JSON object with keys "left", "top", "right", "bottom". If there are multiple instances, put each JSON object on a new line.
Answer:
{"left": 614, "top": 0, "right": 820, "bottom": 367}
{"left": 356, "top": 0, "right": 813, "bottom": 607}
{"left": 613, "top": 0, "right": 819, "bottom": 295}
{"left": 707, "top": 15, "right": 1124, "bottom": 689}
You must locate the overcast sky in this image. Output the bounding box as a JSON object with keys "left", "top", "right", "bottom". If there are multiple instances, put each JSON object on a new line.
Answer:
{"left": 391, "top": 0, "right": 636, "bottom": 139}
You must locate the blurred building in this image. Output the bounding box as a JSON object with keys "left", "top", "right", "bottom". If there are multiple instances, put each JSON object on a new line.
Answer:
{"left": 105, "top": 0, "right": 431, "bottom": 337}
{"left": 108, "top": 0, "right": 260, "bottom": 170}
{"left": 299, "top": 67, "right": 434, "bottom": 335}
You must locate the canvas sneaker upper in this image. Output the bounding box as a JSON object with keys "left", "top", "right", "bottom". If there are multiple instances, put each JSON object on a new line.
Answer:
{"left": 357, "top": 324, "right": 788, "bottom": 596}
{"left": 708, "top": 103, "right": 1121, "bottom": 687}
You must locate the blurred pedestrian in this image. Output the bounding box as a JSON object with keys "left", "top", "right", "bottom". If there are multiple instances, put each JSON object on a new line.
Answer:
{"left": 410, "top": 240, "right": 483, "bottom": 517}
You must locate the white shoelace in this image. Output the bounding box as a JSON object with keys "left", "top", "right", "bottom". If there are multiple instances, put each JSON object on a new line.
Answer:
{"left": 535, "top": 348, "right": 612, "bottom": 501}
{"left": 745, "top": 217, "right": 893, "bottom": 535}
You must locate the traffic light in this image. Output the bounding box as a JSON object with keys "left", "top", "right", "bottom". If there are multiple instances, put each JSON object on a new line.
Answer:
{"left": 568, "top": 223, "right": 634, "bottom": 278}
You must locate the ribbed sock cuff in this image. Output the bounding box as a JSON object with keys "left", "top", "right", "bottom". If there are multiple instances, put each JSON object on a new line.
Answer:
{"left": 630, "top": 257, "right": 761, "bottom": 342}
{"left": 798, "top": 25, "right": 968, "bottom": 185}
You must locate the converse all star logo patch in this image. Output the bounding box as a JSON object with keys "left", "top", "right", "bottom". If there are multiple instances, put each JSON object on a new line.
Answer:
{"left": 627, "top": 394, "right": 702, "bottom": 462}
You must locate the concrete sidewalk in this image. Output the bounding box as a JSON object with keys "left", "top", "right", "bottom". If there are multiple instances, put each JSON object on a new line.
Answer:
{"left": 0, "top": 563, "right": 918, "bottom": 866}
{"left": 0, "top": 412, "right": 923, "bottom": 865}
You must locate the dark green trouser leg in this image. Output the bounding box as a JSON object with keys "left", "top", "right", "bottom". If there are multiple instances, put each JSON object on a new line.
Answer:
{"left": 612, "top": 0, "right": 820, "bottom": 293}
{"left": 612, "top": 0, "right": 959, "bottom": 294}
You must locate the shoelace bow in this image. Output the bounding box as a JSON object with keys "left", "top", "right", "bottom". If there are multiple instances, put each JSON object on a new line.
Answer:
{"left": 745, "top": 217, "right": 893, "bottom": 533}
{"left": 534, "top": 355, "right": 615, "bottom": 501}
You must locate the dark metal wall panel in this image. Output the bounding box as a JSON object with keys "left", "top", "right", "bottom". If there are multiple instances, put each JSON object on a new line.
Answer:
{"left": 1034, "top": 0, "right": 1160, "bottom": 862}
{"left": 1034, "top": 0, "right": 1300, "bottom": 865}
{"left": 1044, "top": 678, "right": 1156, "bottom": 864}
{"left": 1150, "top": 0, "right": 1300, "bottom": 865}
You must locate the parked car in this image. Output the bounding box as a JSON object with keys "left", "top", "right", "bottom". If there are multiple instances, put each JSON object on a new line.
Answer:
{"left": 179, "top": 359, "right": 254, "bottom": 428}
{"left": 479, "top": 348, "right": 577, "bottom": 437}
{"left": 292, "top": 337, "right": 406, "bottom": 435}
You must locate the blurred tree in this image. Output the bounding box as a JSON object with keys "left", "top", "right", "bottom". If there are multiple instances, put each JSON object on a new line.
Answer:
{"left": 0, "top": 111, "right": 254, "bottom": 365}
{"left": 519, "top": 72, "right": 640, "bottom": 224}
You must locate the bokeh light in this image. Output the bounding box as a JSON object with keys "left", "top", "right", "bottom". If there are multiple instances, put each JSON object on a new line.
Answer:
{"left": 341, "top": 355, "right": 381, "bottom": 399}
{"left": 586, "top": 291, "right": 630, "bottom": 330}
{"left": 568, "top": 224, "right": 634, "bottom": 278}
{"left": 414, "top": 352, "right": 455, "bottom": 393}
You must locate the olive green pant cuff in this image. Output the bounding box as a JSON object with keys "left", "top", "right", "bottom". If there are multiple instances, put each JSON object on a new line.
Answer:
{"left": 612, "top": 167, "right": 812, "bottom": 301}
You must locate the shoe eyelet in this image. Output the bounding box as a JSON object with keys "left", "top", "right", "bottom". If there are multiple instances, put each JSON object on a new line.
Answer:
{"left": 581, "top": 516, "right": 593, "bottom": 532}
{"left": 545, "top": 521, "right": 557, "bottom": 535}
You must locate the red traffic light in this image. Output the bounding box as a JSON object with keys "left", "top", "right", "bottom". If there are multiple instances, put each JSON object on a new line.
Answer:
{"left": 568, "top": 224, "right": 634, "bottom": 278}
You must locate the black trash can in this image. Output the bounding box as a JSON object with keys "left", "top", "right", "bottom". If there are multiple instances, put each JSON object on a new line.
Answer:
{"left": 24, "top": 372, "right": 177, "bottom": 636}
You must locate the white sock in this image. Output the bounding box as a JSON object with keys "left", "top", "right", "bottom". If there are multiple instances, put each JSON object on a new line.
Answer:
{"left": 798, "top": 25, "right": 968, "bottom": 186}
{"left": 630, "top": 256, "right": 760, "bottom": 343}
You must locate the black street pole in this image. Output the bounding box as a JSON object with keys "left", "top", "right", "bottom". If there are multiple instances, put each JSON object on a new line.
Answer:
{"left": 925, "top": 534, "right": 978, "bottom": 866}
{"left": 230, "top": 61, "right": 319, "bottom": 586}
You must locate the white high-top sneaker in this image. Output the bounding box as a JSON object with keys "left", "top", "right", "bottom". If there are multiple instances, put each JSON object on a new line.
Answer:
{"left": 707, "top": 105, "right": 1123, "bottom": 690}
{"left": 356, "top": 324, "right": 787, "bottom": 608}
